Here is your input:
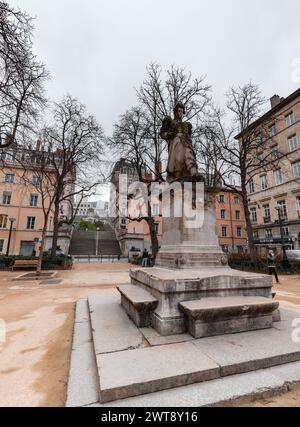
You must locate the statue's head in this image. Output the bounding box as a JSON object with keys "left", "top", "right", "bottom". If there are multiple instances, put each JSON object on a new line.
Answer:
{"left": 174, "top": 102, "right": 185, "bottom": 120}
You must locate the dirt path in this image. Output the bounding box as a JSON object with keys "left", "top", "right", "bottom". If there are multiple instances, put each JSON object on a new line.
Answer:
{"left": 0, "top": 263, "right": 132, "bottom": 407}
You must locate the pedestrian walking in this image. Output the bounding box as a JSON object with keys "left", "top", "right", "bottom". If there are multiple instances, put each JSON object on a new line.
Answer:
{"left": 267, "top": 250, "right": 280, "bottom": 284}
{"left": 142, "top": 249, "right": 149, "bottom": 267}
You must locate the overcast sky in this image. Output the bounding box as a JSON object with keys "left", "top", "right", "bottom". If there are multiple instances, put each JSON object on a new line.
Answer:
{"left": 9, "top": 0, "right": 300, "bottom": 136}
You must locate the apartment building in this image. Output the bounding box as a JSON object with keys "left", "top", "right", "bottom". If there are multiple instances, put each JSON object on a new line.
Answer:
{"left": 215, "top": 189, "right": 248, "bottom": 253}
{"left": 0, "top": 144, "right": 73, "bottom": 256}
{"left": 238, "top": 90, "right": 300, "bottom": 253}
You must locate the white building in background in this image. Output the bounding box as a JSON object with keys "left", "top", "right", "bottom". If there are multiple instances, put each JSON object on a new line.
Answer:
{"left": 75, "top": 199, "right": 109, "bottom": 221}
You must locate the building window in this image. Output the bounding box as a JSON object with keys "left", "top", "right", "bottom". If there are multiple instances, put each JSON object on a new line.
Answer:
{"left": 256, "top": 133, "right": 263, "bottom": 146}
{"left": 260, "top": 175, "right": 268, "bottom": 190}
{"left": 266, "top": 229, "right": 273, "bottom": 238}
{"left": 154, "top": 223, "right": 160, "bottom": 235}
{"left": 263, "top": 204, "right": 271, "bottom": 222}
{"left": 250, "top": 207, "right": 257, "bottom": 224}
{"left": 219, "top": 195, "right": 225, "bottom": 203}
{"left": 236, "top": 211, "right": 241, "bottom": 220}
{"left": 274, "top": 169, "right": 283, "bottom": 186}
{"left": 29, "top": 194, "right": 38, "bottom": 207}
{"left": 221, "top": 209, "right": 226, "bottom": 219}
{"left": 269, "top": 123, "right": 277, "bottom": 137}
{"left": 292, "top": 160, "right": 300, "bottom": 178}
{"left": 288, "top": 134, "right": 298, "bottom": 151}
{"left": 5, "top": 173, "right": 15, "bottom": 184}
{"left": 283, "top": 227, "right": 290, "bottom": 237}
{"left": 32, "top": 176, "right": 41, "bottom": 186}
{"left": 0, "top": 215, "right": 8, "bottom": 229}
{"left": 285, "top": 112, "right": 295, "bottom": 127}
{"left": 0, "top": 239, "right": 4, "bottom": 254}
{"left": 2, "top": 192, "right": 12, "bottom": 205}
{"left": 237, "top": 227, "right": 242, "bottom": 237}
{"left": 297, "top": 197, "right": 300, "bottom": 218}
{"left": 152, "top": 204, "right": 160, "bottom": 216}
{"left": 253, "top": 231, "right": 259, "bottom": 239}
{"left": 26, "top": 217, "right": 36, "bottom": 230}
{"left": 248, "top": 179, "right": 255, "bottom": 194}
{"left": 277, "top": 200, "right": 288, "bottom": 220}
{"left": 222, "top": 226, "right": 227, "bottom": 237}
{"left": 234, "top": 196, "right": 240, "bottom": 204}
{"left": 271, "top": 146, "right": 279, "bottom": 160}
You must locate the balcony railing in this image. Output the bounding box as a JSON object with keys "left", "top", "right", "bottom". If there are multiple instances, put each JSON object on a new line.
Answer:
{"left": 263, "top": 217, "right": 271, "bottom": 224}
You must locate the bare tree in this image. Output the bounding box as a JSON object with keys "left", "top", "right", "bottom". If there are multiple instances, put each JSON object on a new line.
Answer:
{"left": 0, "top": 2, "right": 49, "bottom": 149}
{"left": 110, "top": 64, "right": 212, "bottom": 260}
{"left": 42, "top": 95, "right": 104, "bottom": 256}
{"left": 203, "top": 83, "right": 283, "bottom": 258}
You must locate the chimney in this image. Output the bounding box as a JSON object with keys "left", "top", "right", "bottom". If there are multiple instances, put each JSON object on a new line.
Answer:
{"left": 270, "top": 95, "right": 281, "bottom": 109}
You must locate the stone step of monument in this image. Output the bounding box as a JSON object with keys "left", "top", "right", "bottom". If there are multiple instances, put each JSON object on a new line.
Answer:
{"left": 66, "top": 299, "right": 99, "bottom": 407}
{"left": 117, "top": 284, "right": 158, "bottom": 328}
{"left": 87, "top": 292, "right": 148, "bottom": 355}
{"left": 66, "top": 292, "right": 300, "bottom": 406}
{"left": 180, "top": 297, "right": 279, "bottom": 338}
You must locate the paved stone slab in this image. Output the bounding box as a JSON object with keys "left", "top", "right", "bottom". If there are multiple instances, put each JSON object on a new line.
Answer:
{"left": 88, "top": 292, "right": 146, "bottom": 355}
{"left": 97, "top": 342, "right": 220, "bottom": 403}
{"left": 72, "top": 321, "right": 92, "bottom": 350}
{"left": 194, "top": 325, "right": 300, "bottom": 377}
{"left": 271, "top": 360, "right": 300, "bottom": 384}
{"left": 88, "top": 369, "right": 285, "bottom": 407}
{"left": 139, "top": 327, "right": 193, "bottom": 346}
{"left": 273, "top": 309, "right": 299, "bottom": 331}
{"left": 66, "top": 300, "right": 99, "bottom": 408}
{"left": 75, "top": 299, "right": 89, "bottom": 323}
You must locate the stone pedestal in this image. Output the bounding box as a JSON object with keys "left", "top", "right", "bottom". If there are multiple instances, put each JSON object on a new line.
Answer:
{"left": 155, "top": 183, "right": 227, "bottom": 269}
{"left": 130, "top": 268, "right": 275, "bottom": 335}
{"left": 121, "top": 183, "right": 279, "bottom": 337}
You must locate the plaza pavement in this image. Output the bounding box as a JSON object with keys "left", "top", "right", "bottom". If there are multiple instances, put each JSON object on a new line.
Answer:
{"left": 0, "top": 263, "right": 299, "bottom": 407}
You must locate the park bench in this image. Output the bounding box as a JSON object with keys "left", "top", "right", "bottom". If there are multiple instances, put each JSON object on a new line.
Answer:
{"left": 179, "top": 296, "right": 279, "bottom": 339}
{"left": 117, "top": 284, "right": 158, "bottom": 328}
{"left": 11, "top": 259, "right": 39, "bottom": 271}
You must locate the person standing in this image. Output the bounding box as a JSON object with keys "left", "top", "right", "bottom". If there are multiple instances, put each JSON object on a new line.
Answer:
{"left": 267, "top": 250, "right": 279, "bottom": 284}
{"left": 142, "top": 249, "right": 149, "bottom": 268}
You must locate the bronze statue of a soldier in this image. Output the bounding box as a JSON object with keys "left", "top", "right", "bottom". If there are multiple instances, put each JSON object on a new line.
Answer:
{"left": 160, "top": 102, "right": 200, "bottom": 183}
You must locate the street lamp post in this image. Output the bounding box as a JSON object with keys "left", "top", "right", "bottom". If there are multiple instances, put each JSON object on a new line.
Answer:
{"left": 96, "top": 227, "right": 100, "bottom": 256}
{"left": 275, "top": 208, "right": 290, "bottom": 271}
{"left": 6, "top": 217, "right": 16, "bottom": 257}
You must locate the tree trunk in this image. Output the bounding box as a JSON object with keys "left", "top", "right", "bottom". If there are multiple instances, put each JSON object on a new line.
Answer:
{"left": 147, "top": 216, "right": 159, "bottom": 262}
{"left": 51, "top": 202, "right": 60, "bottom": 256}
{"left": 242, "top": 192, "right": 256, "bottom": 261}
{"left": 36, "top": 222, "right": 48, "bottom": 275}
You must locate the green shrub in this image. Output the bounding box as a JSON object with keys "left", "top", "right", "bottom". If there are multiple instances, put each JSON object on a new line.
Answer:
{"left": 228, "top": 254, "right": 300, "bottom": 274}
{"left": 0, "top": 255, "right": 73, "bottom": 270}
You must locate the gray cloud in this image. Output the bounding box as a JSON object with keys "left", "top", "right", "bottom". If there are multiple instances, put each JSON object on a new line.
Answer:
{"left": 9, "top": 0, "right": 300, "bottom": 135}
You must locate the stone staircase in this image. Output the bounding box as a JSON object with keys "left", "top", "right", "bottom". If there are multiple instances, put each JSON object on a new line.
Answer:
{"left": 66, "top": 289, "right": 300, "bottom": 407}
{"left": 69, "top": 225, "right": 121, "bottom": 256}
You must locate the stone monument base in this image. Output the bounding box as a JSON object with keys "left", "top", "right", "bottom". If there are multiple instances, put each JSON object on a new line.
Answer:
{"left": 121, "top": 267, "right": 280, "bottom": 336}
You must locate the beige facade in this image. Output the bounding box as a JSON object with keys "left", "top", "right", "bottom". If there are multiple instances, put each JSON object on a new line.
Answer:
{"left": 0, "top": 147, "right": 72, "bottom": 256}
{"left": 215, "top": 189, "right": 248, "bottom": 253}
{"left": 242, "top": 90, "right": 300, "bottom": 253}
